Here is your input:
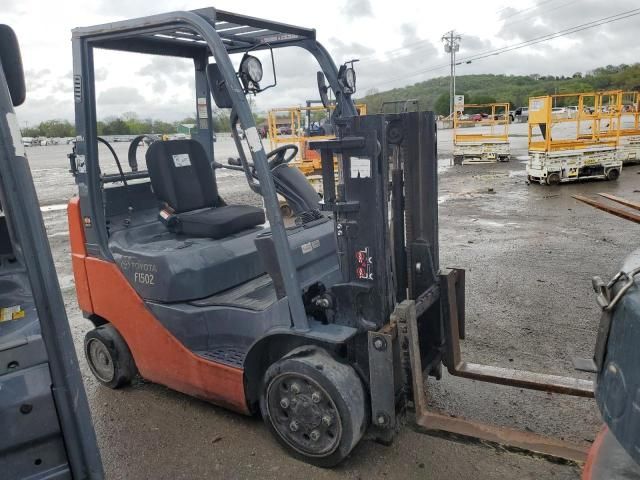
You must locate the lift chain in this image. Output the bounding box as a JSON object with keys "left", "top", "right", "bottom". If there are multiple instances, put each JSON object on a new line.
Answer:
{"left": 592, "top": 266, "right": 640, "bottom": 311}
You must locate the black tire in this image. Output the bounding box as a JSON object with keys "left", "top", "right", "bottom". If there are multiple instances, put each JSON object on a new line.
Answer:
{"left": 453, "top": 155, "right": 464, "bottom": 165}
{"left": 546, "top": 172, "right": 561, "bottom": 185}
{"left": 280, "top": 203, "right": 293, "bottom": 218}
{"left": 84, "top": 324, "right": 137, "bottom": 389}
{"left": 260, "top": 347, "right": 367, "bottom": 468}
{"left": 606, "top": 168, "right": 620, "bottom": 181}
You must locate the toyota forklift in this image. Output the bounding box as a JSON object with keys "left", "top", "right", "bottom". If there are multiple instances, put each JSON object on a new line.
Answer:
{"left": 68, "top": 8, "right": 596, "bottom": 468}
{"left": 0, "top": 25, "right": 103, "bottom": 478}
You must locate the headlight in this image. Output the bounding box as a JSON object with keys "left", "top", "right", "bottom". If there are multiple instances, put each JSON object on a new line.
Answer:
{"left": 344, "top": 67, "right": 356, "bottom": 91}
{"left": 240, "top": 55, "right": 263, "bottom": 83}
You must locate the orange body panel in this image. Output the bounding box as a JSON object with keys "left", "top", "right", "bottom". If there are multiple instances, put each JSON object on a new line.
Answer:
{"left": 68, "top": 198, "right": 93, "bottom": 312}
{"left": 67, "top": 198, "right": 250, "bottom": 414}
{"left": 581, "top": 426, "right": 607, "bottom": 480}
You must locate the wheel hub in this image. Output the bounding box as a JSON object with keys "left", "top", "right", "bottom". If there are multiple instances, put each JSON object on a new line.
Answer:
{"left": 87, "top": 338, "right": 115, "bottom": 383}
{"left": 267, "top": 373, "right": 342, "bottom": 456}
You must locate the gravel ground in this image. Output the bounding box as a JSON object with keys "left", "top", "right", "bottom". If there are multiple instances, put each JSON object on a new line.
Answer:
{"left": 27, "top": 124, "right": 639, "bottom": 479}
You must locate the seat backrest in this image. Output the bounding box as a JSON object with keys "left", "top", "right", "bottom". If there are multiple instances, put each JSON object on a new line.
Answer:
{"left": 146, "top": 139, "right": 218, "bottom": 213}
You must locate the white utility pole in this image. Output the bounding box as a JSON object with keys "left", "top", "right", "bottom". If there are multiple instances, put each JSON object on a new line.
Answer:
{"left": 441, "top": 31, "right": 461, "bottom": 117}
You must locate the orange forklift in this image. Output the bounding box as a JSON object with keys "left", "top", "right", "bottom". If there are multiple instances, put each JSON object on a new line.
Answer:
{"left": 69, "top": 7, "right": 604, "bottom": 468}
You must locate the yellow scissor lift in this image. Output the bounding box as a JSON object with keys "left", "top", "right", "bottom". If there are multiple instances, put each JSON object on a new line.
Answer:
{"left": 267, "top": 103, "right": 367, "bottom": 215}
{"left": 527, "top": 91, "right": 623, "bottom": 185}
{"left": 453, "top": 103, "right": 510, "bottom": 165}
{"left": 267, "top": 103, "right": 367, "bottom": 189}
{"left": 608, "top": 91, "right": 640, "bottom": 164}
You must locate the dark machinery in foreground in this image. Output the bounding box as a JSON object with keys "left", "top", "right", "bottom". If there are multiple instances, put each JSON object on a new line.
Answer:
{"left": 0, "top": 25, "right": 103, "bottom": 479}
{"left": 68, "top": 8, "right": 597, "bottom": 468}
{"left": 573, "top": 194, "right": 640, "bottom": 479}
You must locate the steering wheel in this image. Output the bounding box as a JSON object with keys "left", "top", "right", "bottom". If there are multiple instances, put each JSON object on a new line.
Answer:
{"left": 266, "top": 144, "right": 298, "bottom": 169}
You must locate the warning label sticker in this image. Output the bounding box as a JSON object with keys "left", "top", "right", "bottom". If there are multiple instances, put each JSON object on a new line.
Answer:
{"left": 355, "top": 247, "right": 373, "bottom": 280}
{"left": 197, "top": 97, "right": 208, "bottom": 119}
{"left": 172, "top": 153, "right": 191, "bottom": 167}
{"left": 350, "top": 157, "right": 371, "bottom": 179}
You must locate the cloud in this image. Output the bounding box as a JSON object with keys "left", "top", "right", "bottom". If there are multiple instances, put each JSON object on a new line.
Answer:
{"left": 328, "top": 38, "right": 376, "bottom": 61}
{"left": 24, "top": 69, "right": 52, "bottom": 91}
{"left": 93, "top": 0, "right": 189, "bottom": 17}
{"left": 400, "top": 23, "right": 420, "bottom": 47}
{"left": 341, "top": 0, "right": 372, "bottom": 20}
{"left": 98, "top": 86, "right": 145, "bottom": 105}
{"left": 95, "top": 67, "right": 108, "bottom": 82}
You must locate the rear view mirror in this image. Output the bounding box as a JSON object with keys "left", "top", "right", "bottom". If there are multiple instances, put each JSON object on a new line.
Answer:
{"left": 0, "top": 25, "right": 26, "bottom": 107}
{"left": 206, "top": 63, "right": 233, "bottom": 109}
{"left": 317, "top": 72, "right": 329, "bottom": 108}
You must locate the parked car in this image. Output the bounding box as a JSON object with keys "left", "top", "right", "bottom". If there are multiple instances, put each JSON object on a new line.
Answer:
{"left": 279, "top": 125, "right": 292, "bottom": 135}
{"left": 471, "top": 113, "right": 488, "bottom": 122}
{"left": 513, "top": 107, "right": 528, "bottom": 123}
{"left": 552, "top": 107, "right": 568, "bottom": 119}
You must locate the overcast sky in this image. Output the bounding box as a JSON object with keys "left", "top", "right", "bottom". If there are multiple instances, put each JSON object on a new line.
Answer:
{"left": 5, "top": 0, "right": 640, "bottom": 125}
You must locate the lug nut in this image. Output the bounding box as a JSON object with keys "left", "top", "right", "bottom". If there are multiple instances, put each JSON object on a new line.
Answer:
{"left": 280, "top": 398, "right": 290, "bottom": 409}
{"left": 290, "top": 383, "right": 300, "bottom": 394}
{"left": 321, "top": 415, "right": 332, "bottom": 426}
{"left": 310, "top": 430, "right": 320, "bottom": 442}
{"left": 311, "top": 392, "right": 321, "bottom": 403}
{"left": 289, "top": 420, "right": 299, "bottom": 432}
{"left": 377, "top": 415, "right": 386, "bottom": 425}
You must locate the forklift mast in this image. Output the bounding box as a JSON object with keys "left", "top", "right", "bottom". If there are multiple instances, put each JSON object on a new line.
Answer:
{"left": 0, "top": 25, "right": 103, "bottom": 478}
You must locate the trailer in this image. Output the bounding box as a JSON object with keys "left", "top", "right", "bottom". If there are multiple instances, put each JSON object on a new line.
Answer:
{"left": 527, "top": 92, "right": 623, "bottom": 185}
{"left": 453, "top": 102, "right": 510, "bottom": 164}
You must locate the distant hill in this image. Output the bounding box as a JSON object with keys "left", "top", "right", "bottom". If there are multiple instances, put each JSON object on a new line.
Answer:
{"left": 358, "top": 64, "right": 640, "bottom": 115}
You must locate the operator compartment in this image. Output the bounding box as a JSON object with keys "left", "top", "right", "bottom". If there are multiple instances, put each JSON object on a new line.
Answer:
{"left": 106, "top": 139, "right": 268, "bottom": 303}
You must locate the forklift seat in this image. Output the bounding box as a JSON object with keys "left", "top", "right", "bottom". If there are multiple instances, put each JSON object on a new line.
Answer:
{"left": 146, "top": 140, "right": 265, "bottom": 238}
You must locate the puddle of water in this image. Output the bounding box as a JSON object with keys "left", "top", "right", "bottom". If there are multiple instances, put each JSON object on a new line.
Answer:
{"left": 473, "top": 219, "right": 519, "bottom": 228}
{"left": 40, "top": 204, "right": 67, "bottom": 212}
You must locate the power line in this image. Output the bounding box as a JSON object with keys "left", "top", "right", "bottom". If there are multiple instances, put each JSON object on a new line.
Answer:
{"left": 361, "top": 8, "right": 640, "bottom": 91}
{"left": 356, "top": 0, "right": 573, "bottom": 68}
{"left": 458, "top": 8, "right": 640, "bottom": 64}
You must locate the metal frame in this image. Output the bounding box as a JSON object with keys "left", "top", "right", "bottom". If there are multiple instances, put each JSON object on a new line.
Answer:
{"left": 71, "top": 8, "right": 357, "bottom": 333}
{"left": 528, "top": 92, "right": 622, "bottom": 153}
{"left": 396, "top": 270, "right": 594, "bottom": 464}
{"left": 0, "top": 32, "right": 103, "bottom": 478}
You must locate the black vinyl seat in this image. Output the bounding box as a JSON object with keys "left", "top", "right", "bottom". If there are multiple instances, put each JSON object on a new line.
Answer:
{"left": 146, "top": 139, "right": 265, "bottom": 238}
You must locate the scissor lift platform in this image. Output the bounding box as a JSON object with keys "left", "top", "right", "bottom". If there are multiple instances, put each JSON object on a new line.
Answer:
{"left": 453, "top": 103, "right": 510, "bottom": 164}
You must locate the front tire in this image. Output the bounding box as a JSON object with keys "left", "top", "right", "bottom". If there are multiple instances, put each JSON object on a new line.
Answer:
{"left": 85, "top": 324, "right": 137, "bottom": 389}
{"left": 606, "top": 168, "right": 620, "bottom": 181}
{"left": 260, "top": 347, "right": 367, "bottom": 468}
{"left": 546, "top": 172, "right": 561, "bottom": 185}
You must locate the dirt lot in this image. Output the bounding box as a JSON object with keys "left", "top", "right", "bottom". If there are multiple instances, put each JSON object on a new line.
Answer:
{"left": 29, "top": 124, "right": 639, "bottom": 479}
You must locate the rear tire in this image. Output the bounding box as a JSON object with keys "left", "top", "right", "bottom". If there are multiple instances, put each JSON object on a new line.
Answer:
{"left": 85, "top": 324, "right": 137, "bottom": 389}
{"left": 546, "top": 172, "right": 561, "bottom": 185}
{"left": 260, "top": 347, "right": 367, "bottom": 468}
{"left": 280, "top": 203, "right": 293, "bottom": 218}
{"left": 453, "top": 155, "right": 464, "bottom": 165}
{"left": 606, "top": 168, "right": 620, "bottom": 181}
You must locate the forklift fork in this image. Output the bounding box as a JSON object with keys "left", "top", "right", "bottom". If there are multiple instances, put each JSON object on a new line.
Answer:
{"left": 398, "top": 269, "right": 594, "bottom": 463}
